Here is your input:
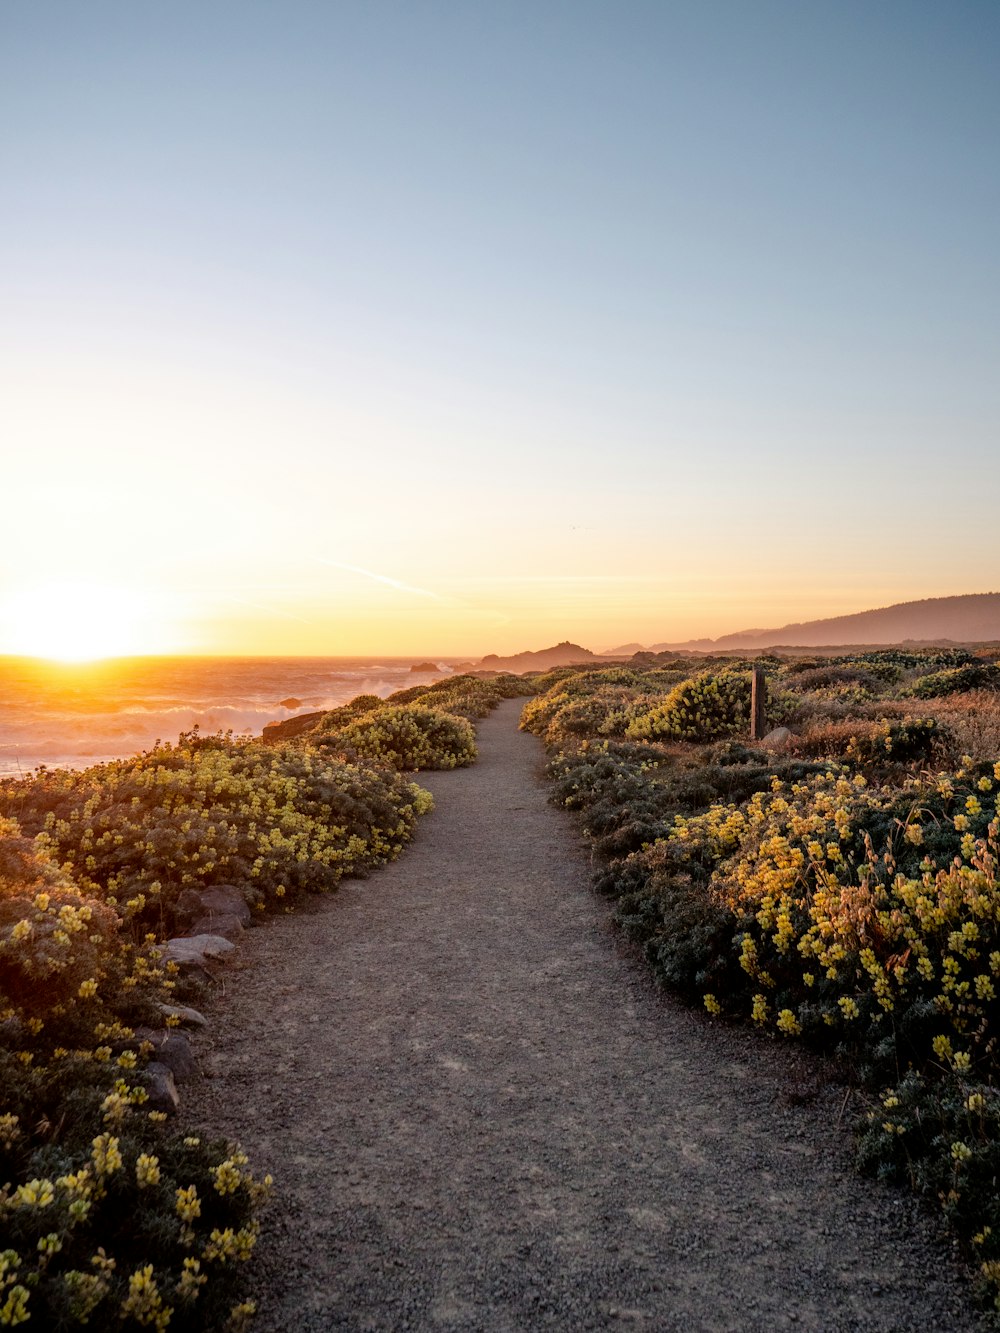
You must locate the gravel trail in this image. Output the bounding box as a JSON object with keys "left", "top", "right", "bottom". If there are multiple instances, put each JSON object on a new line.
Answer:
{"left": 186, "top": 700, "right": 987, "bottom": 1331}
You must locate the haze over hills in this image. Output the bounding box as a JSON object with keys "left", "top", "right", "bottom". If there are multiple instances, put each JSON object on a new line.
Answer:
{"left": 607, "top": 593, "right": 1000, "bottom": 653}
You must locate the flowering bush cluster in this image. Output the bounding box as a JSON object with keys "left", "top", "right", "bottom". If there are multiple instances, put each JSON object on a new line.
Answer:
{"left": 0, "top": 668, "right": 529, "bottom": 1323}
{"left": 518, "top": 673, "right": 671, "bottom": 747}
{"left": 623, "top": 668, "right": 750, "bottom": 741}
{"left": 313, "top": 693, "right": 384, "bottom": 732}
{"left": 0, "top": 820, "right": 267, "bottom": 1329}
{"left": 332, "top": 705, "right": 477, "bottom": 771}
{"left": 386, "top": 672, "right": 535, "bottom": 719}
{"left": 296, "top": 672, "right": 535, "bottom": 768}
{"left": 624, "top": 668, "right": 794, "bottom": 742}
{"left": 909, "top": 663, "right": 1000, "bottom": 699}
{"left": 0, "top": 720, "right": 444, "bottom": 1325}
{"left": 527, "top": 656, "right": 1000, "bottom": 1308}
{"left": 0, "top": 733, "right": 432, "bottom": 938}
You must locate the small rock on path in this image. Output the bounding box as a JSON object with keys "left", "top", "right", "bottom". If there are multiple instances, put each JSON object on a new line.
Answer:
{"left": 185, "top": 701, "right": 987, "bottom": 1331}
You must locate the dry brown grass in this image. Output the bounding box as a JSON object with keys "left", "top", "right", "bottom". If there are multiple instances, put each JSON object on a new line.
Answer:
{"left": 783, "top": 718, "right": 882, "bottom": 760}
{"left": 785, "top": 691, "right": 909, "bottom": 726}
{"left": 919, "top": 690, "right": 1000, "bottom": 765}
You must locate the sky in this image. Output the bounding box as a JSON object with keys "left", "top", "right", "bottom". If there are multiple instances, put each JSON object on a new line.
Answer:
{"left": 2, "top": 0, "right": 998, "bottom": 657}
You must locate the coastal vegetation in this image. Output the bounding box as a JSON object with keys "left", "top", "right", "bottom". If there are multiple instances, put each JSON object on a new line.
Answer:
{"left": 0, "top": 672, "right": 527, "bottom": 1328}
{"left": 0, "top": 809, "right": 267, "bottom": 1330}
{"left": 6, "top": 651, "right": 1000, "bottom": 1320}
{"left": 523, "top": 647, "right": 1000, "bottom": 1307}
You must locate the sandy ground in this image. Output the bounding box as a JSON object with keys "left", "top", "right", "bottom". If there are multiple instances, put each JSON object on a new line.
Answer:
{"left": 185, "top": 700, "right": 989, "bottom": 1331}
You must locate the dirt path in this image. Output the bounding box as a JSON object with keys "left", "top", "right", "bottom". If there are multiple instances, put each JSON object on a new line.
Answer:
{"left": 186, "top": 701, "right": 987, "bottom": 1331}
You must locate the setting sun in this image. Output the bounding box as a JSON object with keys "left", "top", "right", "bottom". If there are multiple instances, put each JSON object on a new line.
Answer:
{"left": 0, "top": 579, "right": 164, "bottom": 661}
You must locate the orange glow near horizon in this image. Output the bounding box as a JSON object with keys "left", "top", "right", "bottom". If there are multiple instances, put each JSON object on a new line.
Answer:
{"left": 0, "top": 565, "right": 986, "bottom": 663}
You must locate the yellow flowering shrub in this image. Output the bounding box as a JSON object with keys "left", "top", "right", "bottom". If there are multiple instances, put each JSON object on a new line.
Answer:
{"left": 530, "top": 654, "right": 1000, "bottom": 1304}
{"left": 0, "top": 734, "right": 433, "bottom": 933}
{"left": 0, "top": 817, "right": 271, "bottom": 1328}
{"left": 386, "top": 672, "right": 534, "bottom": 720}
{"left": 624, "top": 668, "right": 787, "bottom": 742}
{"left": 331, "top": 705, "right": 477, "bottom": 771}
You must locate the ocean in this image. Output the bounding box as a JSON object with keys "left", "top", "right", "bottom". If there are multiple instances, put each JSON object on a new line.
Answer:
{"left": 0, "top": 656, "right": 458, "bottom": 775}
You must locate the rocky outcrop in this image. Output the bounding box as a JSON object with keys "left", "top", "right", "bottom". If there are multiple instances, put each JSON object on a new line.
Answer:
{"left": 116, "top": 1028, "right": 199, "bottom": 1082}
{"left": 262, "top": 711, "right": 325, "bottom": 744}
{"left": 174, "top": 886, "right": 250, "bottom": 944}
{"left": 162, "top": 934, "right": 236, "bottom": 980}
{"left": 143, "top": 1030, "right": 199, "bottom": 1082}
{"left": 144, "top": 1062, "right": 180, "bottom": 1116}
{"left": 124, "top": 889, "right": 255, "bottom": 1121}
{"left": 190, "top": 913, "right": 244, "bottom": 941}
{"left": 157, "top": 1002, "right": 208, "bottom": 1028}
{"left": 759, "top": 726, "right": 794, "bottom": 751}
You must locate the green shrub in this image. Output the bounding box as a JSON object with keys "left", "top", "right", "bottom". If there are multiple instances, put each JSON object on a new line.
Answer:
{"left": 388, "top": 672, "right": 533, "bottom": 719}
{"left": 314, "top": 694, "right": 384, "bottom": 733}
{"left": 528, "top": 658, "right": 1000, "bottom": 1302}
{"left": 0, "top": 735, "right": 432, "bottom": 935}
{"left": 846, "top": 717, "right": 942, "bottom": 767}
{"left": 625, "top": 669, "right": 753, "bottom": 741}
{"left": 910, "top": 664, "right": 1000, "bottom": 699}
{"left": 0, "top": 699, "right": 447, "bottom": 1327}
{"left": 0, "top": 818, "right": 266, "bottom": 1330}
{"left": 334, "top": 705, "right": 476, "bottom": 771}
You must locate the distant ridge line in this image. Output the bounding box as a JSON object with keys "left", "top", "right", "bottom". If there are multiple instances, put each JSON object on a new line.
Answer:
{"left": 605, "top": 593, "right": 1000, "bottom": 654}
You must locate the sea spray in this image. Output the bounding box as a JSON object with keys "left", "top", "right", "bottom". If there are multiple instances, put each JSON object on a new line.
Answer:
{"left": 0, "top": 656, "right": 456, "bottom": 773}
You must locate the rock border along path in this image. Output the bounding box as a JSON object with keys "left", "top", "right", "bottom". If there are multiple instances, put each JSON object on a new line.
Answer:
{"left": 186, "top": 700, "right": 987, "bottom": 1331}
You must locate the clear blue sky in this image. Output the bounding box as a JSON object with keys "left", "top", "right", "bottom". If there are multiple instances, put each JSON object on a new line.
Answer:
{"left": 2, "top": 1, "right": 998, "bottom": 654}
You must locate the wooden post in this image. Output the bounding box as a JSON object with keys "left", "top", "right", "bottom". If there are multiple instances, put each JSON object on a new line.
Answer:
{"left": 750, "top": 667, "right": 766, "bottom": 741}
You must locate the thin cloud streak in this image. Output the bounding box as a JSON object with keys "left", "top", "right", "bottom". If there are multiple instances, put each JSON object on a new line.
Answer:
{"left": 318, "top": 559, "right": 447, "bottom": 602}
{"left": 445, "top": 574, "right": 683, "bottom": 585}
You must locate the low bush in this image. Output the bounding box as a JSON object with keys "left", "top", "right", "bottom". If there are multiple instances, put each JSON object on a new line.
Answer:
{"left": 622, "top": 668, "right": 796, "bottom": 742}
{"left": 923, "top": 692, "right": 1000, "bottom": 767}
{"left": 0, "top": 818, "right": 268, "bottom": 1329}
{"left": 0, "top": 681, "right": 455, "bottom": 1326}
{"left": 846, "top": 717, "right": 943, "bottom": 768}
{"left": 0, "top": 734, "right": 432, "bottom": 936}
{"left": 625, "top": 669, "right": 754, "bottom": 741}
{"left": 520, "top": 684, "right": 664, "bottom": 746}
{"left": 313, "top": 694, "right": 384, "bottom": 733}
{"left": 783, "top": 714, "right": 945, "bottom": 772}
{"left": 334, "top": 705, "right": 477, "bottom": 771}
{"left": 526, "top": 656, "right": 1000, "bottom": 1306}
{"left": 781, "top": 664, "right": 882, "bottom": 693}
{"left": 910, "top": 664, "right": 1000, "bottom": 699}
{"left": 387, "top": 672, "right": 534, "bottom": 720}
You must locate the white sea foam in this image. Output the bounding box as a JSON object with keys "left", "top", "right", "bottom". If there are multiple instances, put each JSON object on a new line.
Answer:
{"left": 0, "top": 656, "right": 455, "bottom": 775}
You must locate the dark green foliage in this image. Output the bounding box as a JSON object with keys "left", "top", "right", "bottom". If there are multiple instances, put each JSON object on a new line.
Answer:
{"left": 314, "top": 693, "right": 384, "bottom": 732}
{"left": 388, "top": 672, "right": 534, "bottom": 718}
{"left": 332, "top": 704, "right": 477, "bottom": 770}
{"left": 0, "top": 733, "right": 428, "bottom": 933}
{"left": 857, "top": 1071, "right": 1000, "bottom": 1288}
{"left": 525, "top": 655, "right": 1000, "bottom": 1304}
{"left": 846, "top": 717, "right": 943, "bottom": 767}
{"left": 910, "top": 664, "right": 1000, "bottom": 698}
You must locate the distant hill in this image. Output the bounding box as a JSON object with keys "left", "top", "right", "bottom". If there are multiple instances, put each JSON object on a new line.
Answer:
{"left": 634, "top": 593, "right": 1000, "bottom": 652}
{"left": 604, "top": 641, "right": 646, "bottom": 656}
{"left": 468, "top": 640, "right": 598, "bottom": 674}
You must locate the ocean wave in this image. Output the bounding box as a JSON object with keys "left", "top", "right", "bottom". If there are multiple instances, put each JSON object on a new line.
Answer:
{"left": 0, "top": 657, "right": 456, "bottom": 774}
